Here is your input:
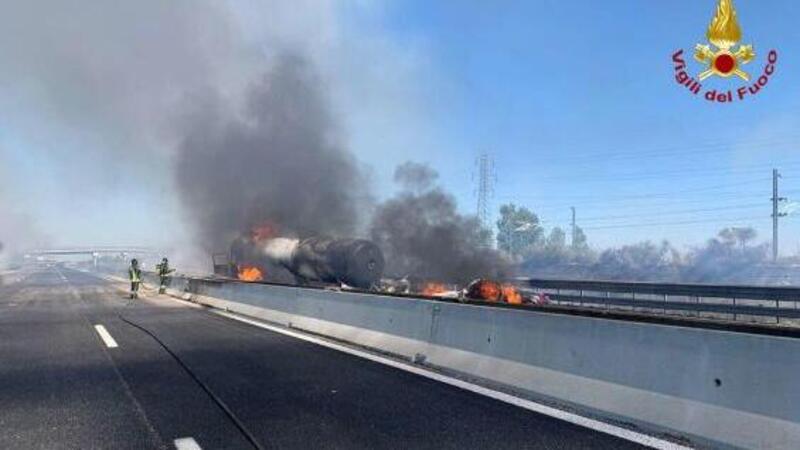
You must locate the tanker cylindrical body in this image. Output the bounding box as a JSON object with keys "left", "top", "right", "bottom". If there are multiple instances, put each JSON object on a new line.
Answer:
{"left": 229, "top": 236, "right": 384, "bottom": 289}
{"left": 287, "top": 237, "right": 384, "bottom": 289}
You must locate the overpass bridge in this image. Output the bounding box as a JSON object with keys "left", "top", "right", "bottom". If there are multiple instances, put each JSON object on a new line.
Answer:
{"left": 24, "top": 247, "right": 163, "bottom": 268}
{"left": 26, "top": 246, "right": 161, "bottom": 257}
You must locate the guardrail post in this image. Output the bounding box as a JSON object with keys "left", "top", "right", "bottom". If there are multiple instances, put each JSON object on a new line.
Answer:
{"left": 428, "top": 304, "right": 441, "bottom": 341}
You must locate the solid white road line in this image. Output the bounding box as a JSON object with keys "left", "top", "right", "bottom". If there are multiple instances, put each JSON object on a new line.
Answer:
{"left": 94, "top": 324, "right": 119, "bottom": 348}
{"left": 174, "top": 437, "right": 202, "bottom": 450}
{"left": 213, "top": 309, "right": 691, "bottom": 450}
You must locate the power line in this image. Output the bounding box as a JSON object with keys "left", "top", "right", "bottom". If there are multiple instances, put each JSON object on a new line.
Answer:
{"left": 576, "top": 171, "right": 792, "bottom": 232}
{"left": 487, "top": 161, "right": 800, "bottom": 244}
{"left": 581, "top": 215, "right": 765, "bottom": 231}
{"left": 528, "top": 193, "right": 770, "bottom": 214}
{"left": 497, "top": 177, "right": 770, "bottom": 204}
{"left": 501, "top": 164, "right": 798, "bottom": 188}
{"left": 578, "top": 203, "right": 765, "bottom": 223}
{"left": 521, "top": 162, "right": 800, "bottom": 184}
{"left": 510, "top": 135, "right": 800, "bottom": 166}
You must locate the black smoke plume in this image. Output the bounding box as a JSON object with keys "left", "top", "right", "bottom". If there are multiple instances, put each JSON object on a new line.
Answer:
{"left": 370, "top": 162, "right": 510, "bottom": 283}
{"left": 174, "top": 54, "right": 368, "bottom": 252}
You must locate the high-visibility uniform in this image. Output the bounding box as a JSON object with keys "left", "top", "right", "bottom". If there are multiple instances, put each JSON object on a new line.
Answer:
{"left": 156, "top": 262, "right": 175, "bottom": 294}
{"left": 129, "top": 265, "right": 142, "bottom": 299}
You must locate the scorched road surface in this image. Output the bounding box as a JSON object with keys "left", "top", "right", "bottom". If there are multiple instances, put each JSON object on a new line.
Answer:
{"left": 0, "top": 266, "right": 647, "bottom": 449}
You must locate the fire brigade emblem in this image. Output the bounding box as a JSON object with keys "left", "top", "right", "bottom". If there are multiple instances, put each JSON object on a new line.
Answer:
{"left": 694, "top": 0, "right": 754, "bottom": 81}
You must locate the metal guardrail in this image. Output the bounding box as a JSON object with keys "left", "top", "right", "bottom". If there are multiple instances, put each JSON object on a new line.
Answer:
{"left": 522, "top": 278, "right": 800, "bottom": 301}
{"left": 521, "top": 278, "right": 800, "bottom": 324}
{"left": 135, "top": 270, "right": 800, "bottom": 335}
{"left": 138, "top": 266, "right": 800, "bottom": 326}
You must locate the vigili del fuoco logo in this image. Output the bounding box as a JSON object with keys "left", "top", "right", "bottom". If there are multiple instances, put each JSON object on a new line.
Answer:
{"left": 672, "top": 0, "right": 777, "bottom": 103}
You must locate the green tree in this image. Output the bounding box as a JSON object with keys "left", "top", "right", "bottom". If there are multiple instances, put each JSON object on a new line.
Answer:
{"left": 718, "top": 227, "right": 757, "bottom": 250}
{"left": 496, "top": 204, "right": 543, "bottom": 256}
{"left": 570, "top": 225, "right": 594, "bottom": 262}
{"left": 572, "top": 226, "right": 589, "bottom": 251}
{"left": 546, "top": 227, "right": 567, "bottom": 253}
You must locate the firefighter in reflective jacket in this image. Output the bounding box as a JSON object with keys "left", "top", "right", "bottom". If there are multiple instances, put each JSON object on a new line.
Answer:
{"left": 128, "top": 259, "right": 142, "bottom": 299}
{"left": 155, "top": 257, "right": 175, "bottom": 294}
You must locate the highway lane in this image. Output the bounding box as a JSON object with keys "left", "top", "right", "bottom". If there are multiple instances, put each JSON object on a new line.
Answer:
{"left": 0, "top": 268, "right": 166, "bottom": 449}
{"left": 0, "top": 266, "right": 650, "bottom": 449}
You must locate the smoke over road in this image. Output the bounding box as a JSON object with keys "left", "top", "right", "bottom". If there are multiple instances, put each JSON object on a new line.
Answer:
{"left": 370, "top": 163, "right": 509, "bottom": 283}
{"left": 174, "top": 54, "right": 369, "bottom": 253}
{"left": 0, "top": 1, "right": 508, "bottom": 282}
{"left": 172, "top": 57, "right": 503, "bottom": 284}
{"left": 0, "top": 167, "right": 49, "bottom": 258}
{"left": 0, "top": 0, "right": 257, "bottom": 256}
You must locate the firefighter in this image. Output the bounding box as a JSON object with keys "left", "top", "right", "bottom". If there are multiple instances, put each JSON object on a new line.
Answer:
{"left": 128, "top": 258, "right": 142, "bottom": 299}
{"left": 155, "top": 257, "right": 175, "bottom": 294}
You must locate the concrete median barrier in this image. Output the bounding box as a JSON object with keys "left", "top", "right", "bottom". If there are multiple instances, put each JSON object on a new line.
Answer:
{"left": 157, "top": 275, "right": 800, "bottom": 449}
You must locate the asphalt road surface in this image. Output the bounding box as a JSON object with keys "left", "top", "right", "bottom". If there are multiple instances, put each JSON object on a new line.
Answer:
{"left": 0, "top": 266, "right": 648, "bottom": 449}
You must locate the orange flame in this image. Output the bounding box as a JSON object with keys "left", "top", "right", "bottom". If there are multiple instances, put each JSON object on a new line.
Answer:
{"left": 502, "top": 285, "right": 523, "bottom": 305}
{"left": 466, "top": 279, "right": 522, "bottom": 304}
{"left": 421, "top": 282, "right": 447, "bottom": 296}
{"left": 238, "top": 265, "right": 264, "bottom": 282}
{"left": 478, "top": 280, "right": 502, "bottom": 302}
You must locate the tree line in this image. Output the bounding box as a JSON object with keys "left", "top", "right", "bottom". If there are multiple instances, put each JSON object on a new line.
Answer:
{"left": 496, "top": 203, "right": 779, "bottom": 284}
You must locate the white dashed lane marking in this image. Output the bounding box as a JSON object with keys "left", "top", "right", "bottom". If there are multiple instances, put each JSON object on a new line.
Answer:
{"left": 94, "top": 324, "right": 119, "bottom": 348}
{"left": 174, "top": 437, "right": 202, "bottom": 449}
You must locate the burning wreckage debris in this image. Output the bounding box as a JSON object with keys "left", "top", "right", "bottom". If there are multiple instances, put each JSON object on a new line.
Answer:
{"left": 173, "top": 55, "right": 523, "bottom": 304}
{"left": 216, "top": 226, "right": 544, "bottom": 306}
{"left": 385, "top": 278, "right": 548, "bottom": 306}
{"left": 465, "top": 279, "right": 524, "bottom": 304}
{"left": 225, "top": 235, "right": 386, "bottom": 290}
{"left": 218, "top": 232, "right": 544, "bottom": 306}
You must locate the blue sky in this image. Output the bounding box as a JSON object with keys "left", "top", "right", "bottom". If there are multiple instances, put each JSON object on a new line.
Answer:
{"left": 2, "top": 0, "right": 800, "bottom": 256}
{"left": 348, "top": 0, "right": 800, "bottom": 251}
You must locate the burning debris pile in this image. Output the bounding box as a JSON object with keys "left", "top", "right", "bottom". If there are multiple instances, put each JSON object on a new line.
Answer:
{"left": 228, "top": 228, "right": 385, "bottom": 289}
{"left": 175, "top": 55, "right": 513, "bottom": 297}
{"left": 226, "top": 227, "right": 534, "bottom": 306}
{"left": 421, "top": 281, "right": 448, "bottom": 296}
{"left": 464, "top": 279, "right": 524, "bottom": 304}
{"left": 382, "top": 277, "right": 546, "bottom": 306}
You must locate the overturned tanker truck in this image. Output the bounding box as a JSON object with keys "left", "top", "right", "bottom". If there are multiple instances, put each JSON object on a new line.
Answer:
{"left": 216, "top": 236, "right": 385, "bottom": 290}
